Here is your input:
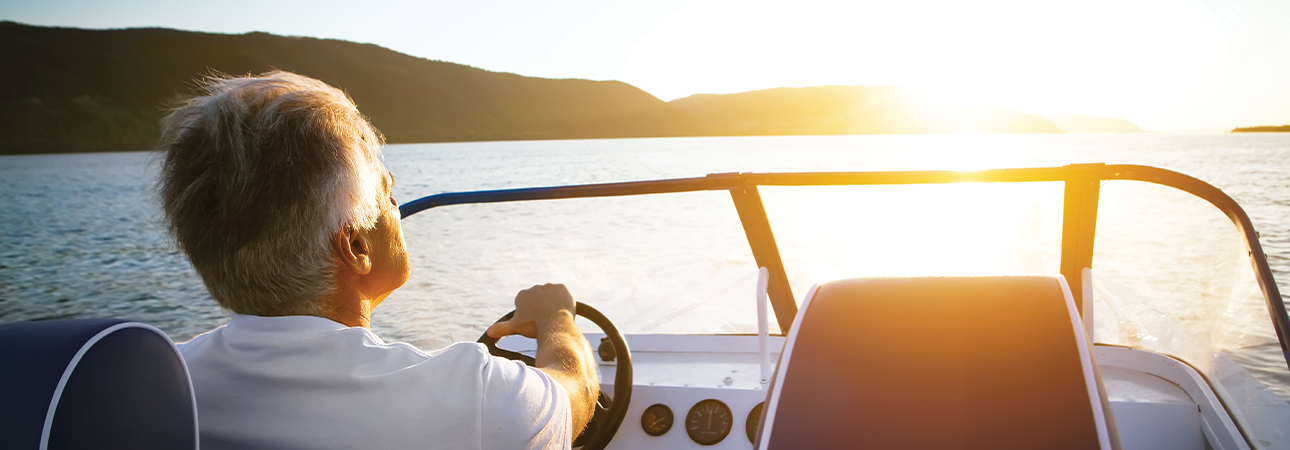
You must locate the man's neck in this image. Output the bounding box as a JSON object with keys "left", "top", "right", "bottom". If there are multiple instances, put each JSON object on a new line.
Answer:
{"left": 323, "top": 304, "right": 371, "bottom": 328}
{"left": 317, "top": 286, "right": 374, "bottom": 328}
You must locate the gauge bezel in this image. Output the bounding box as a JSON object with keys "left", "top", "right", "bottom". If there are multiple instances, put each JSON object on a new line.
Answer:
{"left": 641, "top": 403, "right": 673, "bottom": 437}
{"left": 685, "top": 398, "right": 733, "bottom": 445}
{"left": 745, "top": 402, "right": 765, "bottom": 443}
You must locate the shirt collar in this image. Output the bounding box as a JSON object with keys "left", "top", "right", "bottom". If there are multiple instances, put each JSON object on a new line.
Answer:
{"left": 226, "top": 314, "right": 350, "bottom": 334}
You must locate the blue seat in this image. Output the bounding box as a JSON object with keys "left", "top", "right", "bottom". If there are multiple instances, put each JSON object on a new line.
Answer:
{"left": 0, "top": 319, "right": 198, "bottom": 450}
{"left": 754, "top": 276, "right": 1119, "bottom": 449}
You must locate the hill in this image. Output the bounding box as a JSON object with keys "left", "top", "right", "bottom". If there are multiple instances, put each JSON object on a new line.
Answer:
{"left": 669, "top": 86, "right": 1063, "bottom": 135}
{"left": 1040, "top": 113, "right": 1147, "bottom": 133}
{"left": 1232, "top": 125, "right": 1290, "bottom": 132}
{"left": 3, "top": 23, "right": 1162, "bottom": 155}
{"left": 0, "top": 22, "right": 701, "bottom": 154}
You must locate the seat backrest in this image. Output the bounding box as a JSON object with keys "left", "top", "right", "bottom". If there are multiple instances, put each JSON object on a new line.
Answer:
{"left": 0, "top": 319, "right": 198, "bottom": 450}
{"left": 755, "top": 276, "right": 1115, "bottom": 450}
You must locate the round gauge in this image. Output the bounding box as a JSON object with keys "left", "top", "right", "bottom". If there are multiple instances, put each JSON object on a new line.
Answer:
{"left": 746, "top": 402, "right": 765, "bottom": 443}
{"left": 641, "top": 403, "right": 673, "bottom": 437}
{"left": 685, "top": 399, "right": 733, "bottom": 445}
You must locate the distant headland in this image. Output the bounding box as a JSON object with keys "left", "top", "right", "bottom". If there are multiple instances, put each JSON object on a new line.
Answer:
{"left": 1232, "top": 125, "right": 1290, "bottom": 132}
{"left": 1, "top": 22, "right": 1145, "bottom": 155}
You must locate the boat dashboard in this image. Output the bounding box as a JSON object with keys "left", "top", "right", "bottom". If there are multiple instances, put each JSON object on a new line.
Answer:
{"left": 500, "top": 330, "right": 1248, "bottom": 448}
{"left": 499, "top": 333, "right": 781, "bottom": 449}
{"left": 498, "top": 332, "right": 1239, "bottom": 450}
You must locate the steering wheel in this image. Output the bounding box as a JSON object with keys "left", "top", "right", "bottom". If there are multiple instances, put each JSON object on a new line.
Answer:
{"left": 477, "top": 302, "right": 632, "bottom": 450}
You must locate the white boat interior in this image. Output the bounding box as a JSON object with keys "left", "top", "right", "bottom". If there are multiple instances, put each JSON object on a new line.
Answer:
{"left": 2, "top": 164, "right": 1287, "bottom": 450}
{"left": 502, "top": 337, "right": 1246, "bottom": 449}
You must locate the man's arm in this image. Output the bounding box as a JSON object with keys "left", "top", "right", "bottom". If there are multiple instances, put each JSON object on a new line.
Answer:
{"left": 486, "top": 284, "right": 599, "bottom": 437}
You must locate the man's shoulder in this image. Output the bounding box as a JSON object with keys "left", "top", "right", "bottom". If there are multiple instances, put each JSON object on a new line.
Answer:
{"left": 337, "top": 337, "right": 500, "bottom": 382}
{"left": 177, "top": 320, "right": 496, "bottom": 381}
{"left": 174, "top": 324, "right": 223, "bottom": 355}
{"left": 400, "top": 340, "right": 493, "bottom": 364}
{"left": 290, "top": 330, "right": 497, "bottom": 377}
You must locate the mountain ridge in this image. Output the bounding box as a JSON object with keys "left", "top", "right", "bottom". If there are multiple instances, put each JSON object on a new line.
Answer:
{"left": 0, "top": 22, "right": 702, "bottom": 154}
{"left": 1232, "top": 125, "right": 1290, "bottom": 132}
{"left": 670, "top": 85, "right": 1064, "bottom": 135}
{"left": 1, "top": 23, "right": 1143, "bottom": 155}
{"left": 1040, "top": 113, "right": 1147, "bottom": 133}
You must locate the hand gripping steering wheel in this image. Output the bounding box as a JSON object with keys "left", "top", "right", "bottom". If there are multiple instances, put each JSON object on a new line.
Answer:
{"left": 477, "top": 302, "right": 632, "bottom": 450}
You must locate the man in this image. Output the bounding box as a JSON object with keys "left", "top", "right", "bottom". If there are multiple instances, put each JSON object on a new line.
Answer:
{"left": 158, "top": 71, "right": 598, "bottom": 449}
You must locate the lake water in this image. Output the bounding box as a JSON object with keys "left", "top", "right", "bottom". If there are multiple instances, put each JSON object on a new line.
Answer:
{"left": 1, "top": 133, "right": 1288, "bottom": 412}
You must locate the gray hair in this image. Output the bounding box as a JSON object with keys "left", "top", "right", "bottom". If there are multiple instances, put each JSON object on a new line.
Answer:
{"left": 157, "top": 70, "right": 387, "bottom": 316}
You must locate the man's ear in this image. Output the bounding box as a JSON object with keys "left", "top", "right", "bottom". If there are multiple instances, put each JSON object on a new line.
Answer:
{"left": 334, "top": 225, "right": 373, "bottom": 275}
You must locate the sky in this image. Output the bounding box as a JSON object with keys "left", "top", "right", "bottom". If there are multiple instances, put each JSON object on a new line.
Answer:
{"left": 3, "top": 0, "right": 1289, "bottom": 131}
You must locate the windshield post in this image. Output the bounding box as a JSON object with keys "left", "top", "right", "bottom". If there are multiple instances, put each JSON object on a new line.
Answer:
{"left": 728, "top": 181, "right": 797, "bottom": 333}
{"left": 1060, "top": 163, "right": 1104, "bottom": 329}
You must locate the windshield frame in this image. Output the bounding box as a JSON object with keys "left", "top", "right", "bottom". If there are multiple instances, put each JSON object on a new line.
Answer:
{"left": 399, "top": 163, "right": 1290, "bottom": 371}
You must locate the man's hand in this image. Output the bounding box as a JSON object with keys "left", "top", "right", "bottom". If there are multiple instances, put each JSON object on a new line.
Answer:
{"left": 486, "top": 284, "right": 599, "bottom": 439}
{"left": 486, "top": 284, "right": 577, "bottom": 340}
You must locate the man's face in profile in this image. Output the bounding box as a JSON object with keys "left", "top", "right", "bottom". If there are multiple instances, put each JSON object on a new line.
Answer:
{"left": 366, "top": 167, "right": 410, "bottom": 307}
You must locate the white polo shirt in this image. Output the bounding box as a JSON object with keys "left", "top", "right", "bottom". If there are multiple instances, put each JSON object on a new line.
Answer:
{"left": 177, "top": 315, "right": 571, "bottom": 450}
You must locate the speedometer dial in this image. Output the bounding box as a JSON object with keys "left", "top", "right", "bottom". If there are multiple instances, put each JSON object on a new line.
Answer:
{"left": 685, "top": 399, "right": 732, "bottom": 445}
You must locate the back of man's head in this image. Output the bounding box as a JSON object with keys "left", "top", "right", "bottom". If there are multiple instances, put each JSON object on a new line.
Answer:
{"left": 157, "top": 70, "right": 387, "bottom": 316}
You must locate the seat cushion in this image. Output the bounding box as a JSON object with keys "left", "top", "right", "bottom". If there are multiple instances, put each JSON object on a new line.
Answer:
{"left": 0, "top": 319, "right": 197, "bottom": 450}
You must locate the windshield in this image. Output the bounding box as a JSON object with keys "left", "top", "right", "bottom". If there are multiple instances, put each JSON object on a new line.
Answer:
{"left": 1091, "top": 180, "right": 1290, "bottom": 446}
{"left": 382, "top": 191, "right": 764, "bottom": 347}
{"left": 387, "top": 182, "right": 1067, "bottom": 345}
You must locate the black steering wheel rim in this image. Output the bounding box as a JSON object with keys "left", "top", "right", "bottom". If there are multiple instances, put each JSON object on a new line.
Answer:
{"left": 476, "top": 302, "right": 632, "bottom": 450}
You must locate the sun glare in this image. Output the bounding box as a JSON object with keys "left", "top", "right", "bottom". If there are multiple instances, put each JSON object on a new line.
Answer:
{"left": 765, "top": 178, "right": 1065, "bottom": 290}
{"left": 929, "top": 135, "right": 1033, "bottom": 171}
{"left": 615, "top": 0, "right": 1281, "bottom": 130}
